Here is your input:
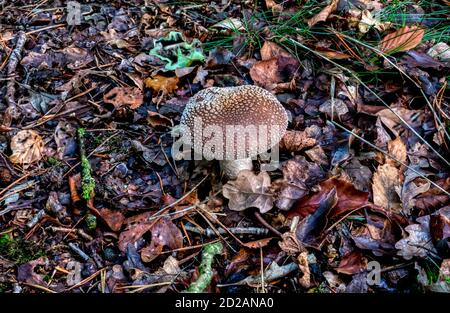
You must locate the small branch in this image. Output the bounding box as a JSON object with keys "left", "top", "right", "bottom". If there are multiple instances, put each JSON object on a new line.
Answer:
{"left": 68, "top": 242, "right": 90, "bottom": 262}
{"left": 254, "top": 211, "right": 282, "bottom": 237}
{"left": 184, "top": 224, "right": 269, "bottom": 237}
{"left": 4, "top": 31, "right": 27, "bottom": 123}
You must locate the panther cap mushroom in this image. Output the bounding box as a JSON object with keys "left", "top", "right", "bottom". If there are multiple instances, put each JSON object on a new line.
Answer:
{"left": 179, "top": 85, "right": 288, "bottom": 178}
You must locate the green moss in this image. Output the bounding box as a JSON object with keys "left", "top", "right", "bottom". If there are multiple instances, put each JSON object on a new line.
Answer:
{"left": 77, "top": 128, "right": 96, "bottom": 200}
{"left": 186, "top": 242, "right": 223, "bottom": 293}
{"left": 85, "top": 214, "right": 97, "bottom": 231}
{"left": 0, "top": 234, "right": 44, "bottom": 265}
{"left": 46, "top": 156, "right": 62, "bottom": 167}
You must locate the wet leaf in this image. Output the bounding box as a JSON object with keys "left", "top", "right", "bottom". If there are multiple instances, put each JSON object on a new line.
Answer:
{"left": 223, "top": 170, "right": 274, "bottom": 213}
{"left": 10, "top": 130, "right": 44, "bottom": 164}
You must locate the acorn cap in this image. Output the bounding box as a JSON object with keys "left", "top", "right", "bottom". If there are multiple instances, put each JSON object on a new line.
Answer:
{"left": 180, "top": 85, "right": 288, "bottom": 160}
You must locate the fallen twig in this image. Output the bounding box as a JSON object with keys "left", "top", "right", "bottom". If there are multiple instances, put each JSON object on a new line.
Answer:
{"left": 4, "top": 31, "right": 27, "bottom": 124}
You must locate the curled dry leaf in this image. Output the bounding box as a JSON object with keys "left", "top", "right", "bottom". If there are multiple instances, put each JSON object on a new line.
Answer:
{"left": 307, "top": 0, "right": 338, "bottom": 27}
{"left": 10, "top": 130, "right": 44, "bottom": 164}
{"left": 222, "top": 170, "right": 274, "bottom": 213}
{"left": 103, "top": 87, "right": 143, "bottom": 109}
{"left": 379, "top": 25, "right": 424, "bottom": 54}
{"left": 144, "top": 75, "right": 179, "bottom": 94}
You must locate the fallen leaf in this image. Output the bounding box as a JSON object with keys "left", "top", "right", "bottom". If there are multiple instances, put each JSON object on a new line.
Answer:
{"left": 145, "top": 75, "right": 179, "bottom": 94}
{"left": 279, "top": 130, "right": 317, "bottom": 152}
{"left": 17, "top": 257, "right": 48, "bottom": 285}
{"left": 10, "top": 130, "right": 44, "bottom": 164}
{"left": 211, "top": 17, "right": 244, "bottom": 30}
{"left": 223, "top": 170, "right": 274, "bottom": 213}
{"left": 379, "top": 25, "right": 424, "bottom": 54}
{"left": 307, "top": 0, "right": 339, "bottom": 27}
{"left": 242, "top": 237, "right": 274, "bottom": 249}
{"left": 317, "top": 50, "right": 352, "bottom": 59}
{"left": 87, "top": 201, "right": 125, "bottom": 232}
{"left": 289, "top": 177, "right": 369, "bottom": 218}
{"left": 118, "top": 211, "right": 154, "bottom": 252}
{"left": 427, "top": 42, "right": 450, "bottom": 61}
{"left": 395, "top": 215, "right": 436, "bottom": 260}
{"left": 250, "top": 42, "right": 299, "bottom": 89}
{"left": 140, "top": 217, "right": 183, "bottom": 263}
{"left": 273, "top": 155, "right": 325, "bottom": 211}
{"left": 297, "top": 251, "right": 311, "bottom": 288}
{"left": 103, "top": 87, "right": 143, "bottom": 110}
{"left": 387, "top": 137, "right": 407, "bottom": 165}
{"left": 372, "top": 163, "right": 402, "bottom": 212}
{"left": 336, "top": 251, "right": 367, "bottom": 275}
{"left": 319, "top": 99, "right": 349, "bottom": 119}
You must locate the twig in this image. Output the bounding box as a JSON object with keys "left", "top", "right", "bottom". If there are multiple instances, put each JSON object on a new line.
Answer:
{"left": 254, "top": 211, "right": 282, "bottom": 237}
{"left": 4, "top": 31, "right": 27, "bottom": 123}
{"left": 26, "top": 209, "right": 46, "bottom": 228}
{"left": 68, "top": 242, "right": 90, "bottom": 262}
{"left": 184, "top": 224, "right": 269, "bottom": 237}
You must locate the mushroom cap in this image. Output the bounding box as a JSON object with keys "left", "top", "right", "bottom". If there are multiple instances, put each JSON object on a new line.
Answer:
{"left": 180, "top": 85, "right": 288, "bottom": 160}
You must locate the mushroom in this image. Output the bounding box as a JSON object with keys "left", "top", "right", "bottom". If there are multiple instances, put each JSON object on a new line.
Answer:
{"left": 179, "top": 85, "right": 288, "bottom": 178}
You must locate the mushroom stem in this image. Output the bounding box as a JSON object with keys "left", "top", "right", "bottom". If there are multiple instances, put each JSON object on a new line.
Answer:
{"left": 220, "top": 158, "right": 253, "bottom": 179}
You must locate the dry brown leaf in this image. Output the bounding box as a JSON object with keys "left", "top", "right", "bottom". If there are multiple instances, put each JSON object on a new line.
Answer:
{"left": 279, "top": 130, "right": 316, "bottom": 152}
{"left": 318, "top": 50, "right": 352, "bottom": 59}
{"left": 250, "top": 42, "right": 299, "bottom": 89}
{"left": 223, "top": 170, "right": 274, "bottom": 213}
{"left": 395, "top": 215, "right": 436, "bottom": 260}
{"left": 297, "top": 251, "right": 311, "bottom": 288}
{"left": 307, "top": 0, "right": 339, "bottom": 27}
{"left": 140, "top": 218, "right": 183, "bottom": 263}
{"left": 372, "top": 163, "right": 402, "bottom": 212}
{"left": 145, "top": 75, "right": 179, "bottom": 94}
{"left": 103, "top": 87, "right": 143, "bottom": 109}
{"left": 387, "top": 136, "right": 407, "bottom": 165}
{"left": 9, "top": 130, "right": 44, "bottom": 164}
{"left": 379, "top": 25, "right": 424, "bottom": 54}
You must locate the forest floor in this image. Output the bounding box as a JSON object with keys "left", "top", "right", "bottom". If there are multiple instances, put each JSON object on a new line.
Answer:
{"left": 1, "top": 0, "right": 450, "bottom": 293}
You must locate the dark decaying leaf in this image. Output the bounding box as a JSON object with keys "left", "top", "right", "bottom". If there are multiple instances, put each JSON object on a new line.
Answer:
{"left": 288, "top": 177, "right": 369, "bottom": 218}
{"left": 336, "top": 251, "right": 367, "bottom": 275}
{"left": 273, "top": 155, "right": 325, "bottom": 211}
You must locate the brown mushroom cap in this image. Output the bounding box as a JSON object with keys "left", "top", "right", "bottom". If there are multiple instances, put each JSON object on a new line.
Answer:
{"left": 180, "top": 85, "right": 288, "bottom": 160}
